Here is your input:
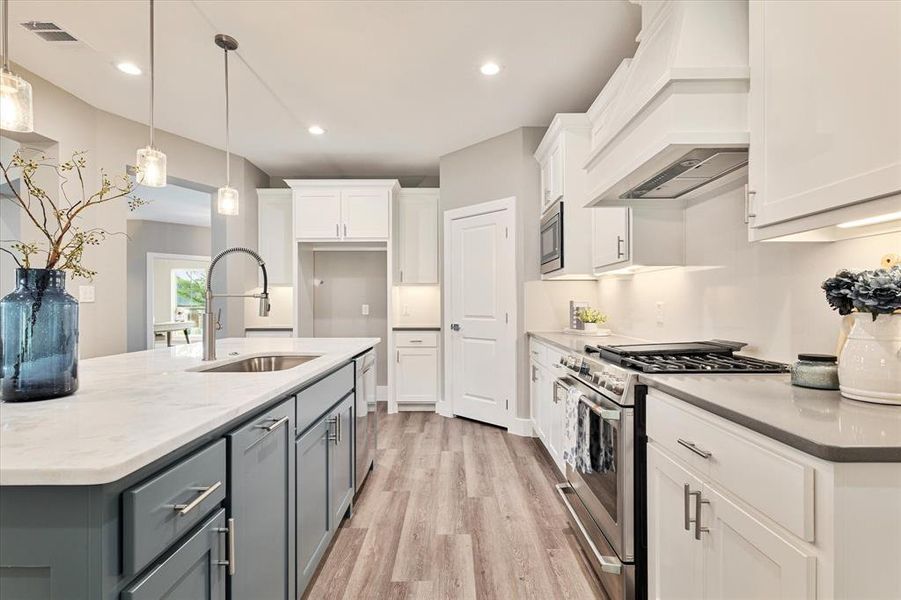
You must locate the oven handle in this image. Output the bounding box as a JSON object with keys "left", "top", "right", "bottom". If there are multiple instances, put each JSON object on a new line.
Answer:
{"left": 579, "top": 394, "right": 621, "bottom": 422}
{"left": 555, "top": 483, "right": 623, "bottom": 575}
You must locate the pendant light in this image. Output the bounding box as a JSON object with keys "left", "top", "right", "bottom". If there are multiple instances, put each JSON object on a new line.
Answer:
{"left": 135, "top": 0, "right": 166, "bottom": 187}
{"left": 215, "top": 34, "right": 239, "bottom": 216}
{"left": 0, "top": 0, "right": 34, "bottom": 132}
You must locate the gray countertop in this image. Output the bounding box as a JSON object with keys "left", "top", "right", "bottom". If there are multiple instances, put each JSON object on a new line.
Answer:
{"left": 641, "top": 373, "right": 901, "bottom": 462}
{"left": 528, "top": 331, "right": 901, "bottom": 462}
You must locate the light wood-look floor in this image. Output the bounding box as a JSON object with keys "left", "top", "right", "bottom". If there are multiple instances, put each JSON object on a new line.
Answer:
{"left": 305, "top": 406, "right": 608, "bottom": 600}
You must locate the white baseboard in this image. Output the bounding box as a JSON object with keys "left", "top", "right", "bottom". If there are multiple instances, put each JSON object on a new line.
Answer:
{"left": 397, "top": 402, "right": 437, "bottom": 412}
{"left": 436, "top": 401, "right": 453, "bottom": 418}
{"left": 508, "top": 417, "right": 536, "bottom": 437}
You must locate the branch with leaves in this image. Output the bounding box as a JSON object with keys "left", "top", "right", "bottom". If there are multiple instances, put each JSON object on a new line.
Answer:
{"left": 0, "top": 150, "right": 149, "bottom": 280}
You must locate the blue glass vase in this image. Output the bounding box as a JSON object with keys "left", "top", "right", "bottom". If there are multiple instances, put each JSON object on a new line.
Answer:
{"left": 1, "top": 268, "right": 79, "bottom": 402}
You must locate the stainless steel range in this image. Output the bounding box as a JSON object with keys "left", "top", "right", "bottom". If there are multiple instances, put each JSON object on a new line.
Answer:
{"left": 553, "top": 340, "right": 788, "bottom": 600}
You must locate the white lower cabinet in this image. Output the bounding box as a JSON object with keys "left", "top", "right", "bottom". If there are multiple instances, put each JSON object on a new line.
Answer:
{"left": 647, "top": 444, "right": 705, "bottom": 600}
{"left": 529, "top": 339, "right": 564, "bottom": 473}
{"left": 395, "top": 331, "right": 439, "bottom": 407}
{"left": 648, "top": 442, "right": 815, "bottom": 600}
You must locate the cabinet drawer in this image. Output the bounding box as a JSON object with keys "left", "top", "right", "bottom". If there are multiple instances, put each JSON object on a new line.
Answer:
{"left": 296, "top": 363, "right": 354, "bottom": 435}
{"left": 395, "top": 331, "right": 438, "bottom": 347}
{"left": 647, "top": 389, "right": 815, "bottom": 541}
{"left": 529, "top": 339, "right": 546, "bottom": 365}
{"left": 122, "top": 439, "right": 227, "bottom": 576}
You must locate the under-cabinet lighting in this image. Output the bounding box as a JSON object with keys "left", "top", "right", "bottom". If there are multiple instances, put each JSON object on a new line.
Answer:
{"left": 836, "top": 211, "right": 901, "bottom": 229}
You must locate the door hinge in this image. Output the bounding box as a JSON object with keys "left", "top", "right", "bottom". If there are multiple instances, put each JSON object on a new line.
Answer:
{"left": 505, "top": 312, "right": 509, "bottom": 324}
{"left": 505, "top": 227, "right": 509, "bottom": 239}
{"left": 506, "top": 399, "right": 509, "bottom": 410}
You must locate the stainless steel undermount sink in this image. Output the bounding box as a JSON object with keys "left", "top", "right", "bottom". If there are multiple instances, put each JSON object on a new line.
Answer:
{"left": 197, "top": 354, "right": 321, "bottom": 373}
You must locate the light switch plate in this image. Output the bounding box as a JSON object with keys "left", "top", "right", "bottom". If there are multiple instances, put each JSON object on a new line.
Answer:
{"left": 79, "top": 285, "right": 95, "bottom": 303}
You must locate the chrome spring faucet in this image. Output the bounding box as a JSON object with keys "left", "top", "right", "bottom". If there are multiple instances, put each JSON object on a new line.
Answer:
{"left": 203, "top": 247, "right": 270, "bottom": 361}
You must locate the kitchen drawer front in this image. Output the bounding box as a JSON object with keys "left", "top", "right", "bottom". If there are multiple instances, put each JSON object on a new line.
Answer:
{"left": 296, "top": 363, "right": 354, "bottom": 435}
{"left": 546, "top": 345, "right": 565, "bottom": 372}
{"left": 395, "top": 331, "right": 438, "bottom": 347}
{"left": 529, "top": 339, "right": 547, "bottom": 366}
{"left": 647, "top": 389, "right": 815, "bottom": 542}
{"left": 122, "top": 439, "right": 227, "bottom": 576}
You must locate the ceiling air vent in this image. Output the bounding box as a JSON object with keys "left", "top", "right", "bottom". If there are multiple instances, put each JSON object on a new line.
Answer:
{"left": 20, "top": 21, "right": 79, "bottom": 43}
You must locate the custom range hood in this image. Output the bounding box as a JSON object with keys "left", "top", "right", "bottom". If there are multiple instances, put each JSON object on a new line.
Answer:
{"left": 585, "top": 0, "right": 750, "bottom": 207}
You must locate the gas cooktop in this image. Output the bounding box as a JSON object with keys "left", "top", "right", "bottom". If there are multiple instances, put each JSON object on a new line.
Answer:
{"left": 586, "top": 340, "right": 790, "bottom": 374}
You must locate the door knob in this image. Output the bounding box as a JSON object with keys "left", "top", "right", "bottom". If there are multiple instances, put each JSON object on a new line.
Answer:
{"left": 450, "top": 323, "right": 461, "bottom": 331}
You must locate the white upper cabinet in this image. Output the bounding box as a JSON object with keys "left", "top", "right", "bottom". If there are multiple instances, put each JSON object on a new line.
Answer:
{"left": 748, "top": 0, "right": 901, "bottom": 240}
{"left": 340, "top": 188, "right": 390, "bottom": 240}
{"left": 540, "top": 141, "right": 564, "bottom": 212}
{"left": 592, "top": 207, "right": 630, "bottom": 271}
{"left": 395, "top": 189, "right": 439, "bottom": 284}
{"left": 593, "top": 207, "right": 684, "bottom": 276}
{"left": 287, "top": 180, "right": 398, "bottom": 241}
{"left": 256, "top": 189, "right": 293, "bottom": 285}
{"left": 293, "top": 188, "right": 341, "bottom": 239}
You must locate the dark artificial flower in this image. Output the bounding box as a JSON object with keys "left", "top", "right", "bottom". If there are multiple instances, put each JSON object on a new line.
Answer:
{"left": 821, "top": 269, "right": 857, "bottom": 315}
{"left": 851, "top": 266, "right": 901, "bottom": 320}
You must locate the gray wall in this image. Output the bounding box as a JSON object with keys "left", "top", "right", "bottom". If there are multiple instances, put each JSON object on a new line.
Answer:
{"left": 438, "top": 126, "right": 546, "bottom": 420}
{"left": 312, "top": 251, "right": 388, "bottom": 385}
{"left": 126, "top": 220, "right": 212, "bottom": 352}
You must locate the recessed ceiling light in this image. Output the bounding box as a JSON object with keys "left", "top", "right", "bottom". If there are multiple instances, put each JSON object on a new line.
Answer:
{"left": 116, "top": 62, "right": 142, "bottom": 76}
{"left": 480, "top": 62, "right": 501, "bottom": 76}
{"left": 308, "top": 125, "right": 325, "bottom": 135}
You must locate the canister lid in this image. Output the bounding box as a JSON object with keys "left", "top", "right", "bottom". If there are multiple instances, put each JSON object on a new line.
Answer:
{"left": 797, "top": 353, "right": 837, "bottom": 363}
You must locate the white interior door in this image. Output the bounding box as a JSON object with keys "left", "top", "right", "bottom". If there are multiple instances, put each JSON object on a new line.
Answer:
{"left": 445, "top": 200, "right": 515, "bottom": 428}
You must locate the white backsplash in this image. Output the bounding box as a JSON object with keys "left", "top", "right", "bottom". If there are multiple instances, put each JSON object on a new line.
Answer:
{"left": 392, "top": 285, "right": 441, "bottom": 328}
{"left": 596, "top": 184, "right": 900, "bottom": 362}
{"left": 244, "top": 286, "right": 294, "bottom": 329}
{"left": 524, "top": 280, "right": 599, "bottom": 332}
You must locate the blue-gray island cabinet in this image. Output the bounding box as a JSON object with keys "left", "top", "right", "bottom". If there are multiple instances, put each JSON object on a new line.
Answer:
{"left": 0, "top": 343, "right": 370, "bottom": 600}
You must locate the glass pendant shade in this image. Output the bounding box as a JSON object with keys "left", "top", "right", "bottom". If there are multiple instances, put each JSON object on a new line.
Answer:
{"left": 135, "top": 145, "right": 167, "bottom": 187}
{"left": 0, "top": 68, "right": 34, "bottom": 132}
{"left": 217, "top": 186, "right": 239, "bottom": 216}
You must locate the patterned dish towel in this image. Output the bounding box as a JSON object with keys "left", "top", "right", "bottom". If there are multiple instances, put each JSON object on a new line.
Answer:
{"left": 577, "top": 401, "right": 593, "bottom": 474}
{"left": 562, "top": 384, "right": 581, "bottom": 470}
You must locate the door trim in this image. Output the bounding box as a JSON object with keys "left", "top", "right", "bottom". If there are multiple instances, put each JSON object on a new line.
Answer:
{"left": 441, "top": 197, "right": 517, "bottom": 430}
{"left": 145, "top": 252, "right": 210, "bottom": 350}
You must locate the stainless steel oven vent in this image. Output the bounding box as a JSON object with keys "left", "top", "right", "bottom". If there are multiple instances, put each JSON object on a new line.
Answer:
{"left": 621, "top": 148, "right": 748, "bottom": 200}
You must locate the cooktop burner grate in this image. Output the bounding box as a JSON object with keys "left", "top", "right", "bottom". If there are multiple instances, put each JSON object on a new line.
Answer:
{"left": 589, "top": 342, "right": 790, "bottom": 373}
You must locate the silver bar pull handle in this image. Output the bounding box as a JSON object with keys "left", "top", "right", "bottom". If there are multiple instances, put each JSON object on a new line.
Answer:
{"left": 343, "top": 224, "right": 347, "bottom": 237}
{"left": 256, "top": 415, "right": 289, "bottom": 432}
{"left": 328, "top": 416, "right": 339, "bottom": 444}
{"left": 173, "top": 481, "right": 222, "bottom": 516}
{"left": 695, "top": 494, "right": 710, "bottom": 540}
{"left": 555, "top": 484, "right": 623, "bottom": 574}
{"left": 683, "top": 484, "right": 693, "bottom": 531}
{"left": 616, "top": 235, "right": 625, "bottom": 259}
{"left": 677, "top": 438, "right": 712, "bottom": 459}
{"left": 215, "top": 517, "right": 237, "bottom": 575}
{"left": 336, "top": 413, "right": 342, "bottom": 443}
{"left": 336, "top": 223, "right": 339, "bottom": 237}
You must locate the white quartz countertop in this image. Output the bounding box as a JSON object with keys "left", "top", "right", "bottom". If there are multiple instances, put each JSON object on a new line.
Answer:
{"left": 0, "top": 337, "right": 379, "bottom": 486}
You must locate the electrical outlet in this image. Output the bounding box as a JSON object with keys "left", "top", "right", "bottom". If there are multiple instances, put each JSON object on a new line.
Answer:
{"left": 79, "top": 285, "right": 95, "bottom": 303}
{"left": 361, "top": 304, "right": 370, "bottom": 316}
{"left": 655, "top": 301, "right": 664, "bottom": 326}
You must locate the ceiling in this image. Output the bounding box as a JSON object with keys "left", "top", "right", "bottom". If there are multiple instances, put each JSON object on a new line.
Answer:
{"left": 7, "top": 1, "right": 640, "bottom": 178}
{"left": 128, "top": 182, "right": 212, "bottom": 228}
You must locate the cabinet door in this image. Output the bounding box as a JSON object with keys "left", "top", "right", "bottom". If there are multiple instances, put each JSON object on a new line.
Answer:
{"left": 328, "top": 395, "right": 354, "bottom": 526}
{"left": 122, "top": 509, "right": 227, "bottom": 600}
{"left": 296, "top": 419, "right": 331, "bottom": 594}
{"left": 341, "top": 188, "right": 390, "bottom": 240}
{"left": 529, "top": 361, "right": 545, "bottom": 442}
{"left": 549, "top": 142, "right": 564, "bottom": 201}
{"left": 294, "top": 189, "right": 341, "bottom": 239}
{"left": 396, "top": 347, "right": 438, "bottom": 404}
{"left": 702, "top": 484, "right": 815, "bottom": 600}
{"left": 227, "top": 398, "right": 295, "bottom": 600}
{"left": 748, "top": 0, "right": 901, "bottom": 228}
{"left": 257, "top": 191, "right": 293, "bottom": 285}
{"left": 540, "top": 160, "right": 552, "bottom": 212}
{"left": 592, "top": 207, "right": 630, "bottom": 270}
{"left": 647, "top": 444, "right": 705, "bottom": 600}
{"left": 547, "top": 374, "right": 564, "bottom": 472}
{"left": 397, "top": 194, "right": 438, "bottom": 283}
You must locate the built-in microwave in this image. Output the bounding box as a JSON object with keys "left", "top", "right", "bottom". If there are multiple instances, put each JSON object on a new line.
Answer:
{"left": 540, "top": 200, "right": 563, "bottom": 274}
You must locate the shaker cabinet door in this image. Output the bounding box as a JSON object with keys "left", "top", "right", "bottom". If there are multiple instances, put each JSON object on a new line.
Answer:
{"left": 748, "top": 0, "right": 901, "bottom": 228}
{"left": 294, "top": 189, "right": 341, "bottom": 239}
{"left": 296, "top": 419, "right": 332, "bottom": 595}
{"left": 227, "top": 397, "right": 295, "bottom": 600}
{"left": 328, "top": 395, "right": 355, "bottom": 526}
{"left": 122, "top": 509, "right": 227, "bottom": 600}
{"left": 592, "top": 207, "right": 630, "bottom": 271}
{"left": 647, "top": 444, "right": 705, "bottom": 600}
{"left": 341, "top": 189, "right": 390, "bottom": 240}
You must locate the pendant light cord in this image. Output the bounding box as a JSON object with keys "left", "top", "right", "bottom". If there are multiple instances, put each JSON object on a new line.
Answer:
{"left": 149, "top": 0, "right": 155, "bottom": 148}
{"left": 2, "top": 0, "right": 10, "bottom": 71}
{"left": 224, "top": 46, "right": 230, "bottom": 187}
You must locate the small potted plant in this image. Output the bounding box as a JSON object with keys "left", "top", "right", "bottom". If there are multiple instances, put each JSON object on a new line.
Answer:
{"left": 577, "top": 307, "right": 608, "bottom": 334}
{"left": 822, "top": 264, "right": 901, "bottom": 405}
{"left": 0, "top": 150, "right": 146, "bottom": 401}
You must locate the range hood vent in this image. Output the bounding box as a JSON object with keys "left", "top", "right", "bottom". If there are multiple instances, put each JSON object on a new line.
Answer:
{"left": 20, "top": 21, "right": 79, "bottom": 43}
{"left": 584, "top": 1, "right": 750, "bottom": 207}
{"left": 622, "top": 148, "right": 748, "bottom": 199}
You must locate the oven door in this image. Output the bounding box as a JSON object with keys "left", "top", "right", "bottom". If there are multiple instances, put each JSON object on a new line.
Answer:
{"left": 540, "top": 202, "right": 563, "bottom": 274}
{"left": 564, "top": 378, "right": 634, "bottom": 563}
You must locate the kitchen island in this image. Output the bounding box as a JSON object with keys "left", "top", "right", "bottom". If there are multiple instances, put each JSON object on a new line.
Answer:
{"left": 0, "top": 337, "right": 378, "bottom": 600}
